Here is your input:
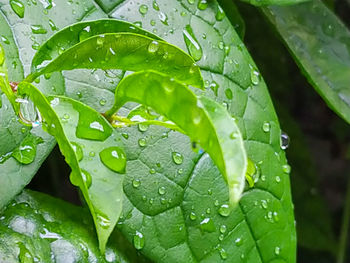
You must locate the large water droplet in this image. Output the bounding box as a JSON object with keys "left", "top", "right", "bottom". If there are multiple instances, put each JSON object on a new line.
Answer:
{"left": 148, "top": 41, "right": 159, "bottom": 53}
{"left": 197, "top": 0, "right": 208, "bottom": 10}
{"left": 172, "top": 152, "right": 183, "bottom": 165}
{"left": 12, "top": 134, "right": 42, "bottom": 164}
{"left": 99, "top": 147, "right": 127, "bottom": 173}
{"left": 31, "top": 25, "right": 47, "bottom": 34}
{"left": 158, "top": 186, "right": 166, "bottom": 195}
{"left": 132, "top": 179, "right": 141, "bottom": 188}
{"left": 218, "top": 204, "right": 230, "bottom": 217}
{"left": 81, "top": 169, "right": 92, "bottom": 188}
{"left": 280, "top": 131, "right": 290, "bottom": 150}
{"left": 200, "top": 218, "right": 215, "bottom": 232}
{"left": 133, "top": 231, "right": 145, "bottom": 250}
{"left": 10, "top": 0, "right": 25, "bottom": 18}
{"left": 219, "top": 247, "right": 227, "bottom": 260}
{"left": 76, "top": 114, "right": 112, "bottom": 141}
{"left": 183, "top": 25, "right": 203, "bottom": 61}
{"left": 216, "top": 5, "right": 225, "bottom": 21}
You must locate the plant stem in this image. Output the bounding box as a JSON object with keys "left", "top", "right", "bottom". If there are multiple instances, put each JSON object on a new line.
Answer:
{"left": 337, "top": 175, "right": 350, "bottom": 263}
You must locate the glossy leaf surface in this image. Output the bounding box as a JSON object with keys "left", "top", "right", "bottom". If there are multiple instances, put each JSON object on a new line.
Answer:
{"left": 28, "top": 33, "right": 203, "bottom": 89}
{"left": 263, "top": 0, "right": 350, "bottom": 123}
{"left": 0, "top": 190, "right": 150, "bottom": 263}
{"left": 18, "top": 82, "right": 125, "bottom": 253}
{"left": 109, "top": 70, "right": 247, "bottom": 206}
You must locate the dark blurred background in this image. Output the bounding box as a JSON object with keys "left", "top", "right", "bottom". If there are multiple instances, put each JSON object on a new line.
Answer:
{"left": 30, "top": 1, "right": 350, "bottom": 262}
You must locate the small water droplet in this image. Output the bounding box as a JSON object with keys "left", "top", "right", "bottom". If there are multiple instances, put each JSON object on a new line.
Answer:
{"left": 261, "top": 200, "right": 268, "bottom": 209}
{"left": 81, "top": 169, "right": 92, "bottom": 188}
{"left": 280, "top": 131, "right": 290, "bottom": 150}
{"left": 132, "top": 179, "right": 141, "bottom": 188}
{"left": 152, "top": 0, "right": 160, "bottom": 11}
{"left": 134, "top": 231, "right": 145, "bottom": 250}
{"left": 0, "top": 45, "right": 5, "bottom": 66}
{"left": 139, "top": 4, "right": 148, "bottom": 15}
{"left": 220, "top": 225, "right": 227, "bottom": 234}
{"left": 200, "top": 218, "right": 215, "bottom": 232}
{"left": 148, "top": 40, "right": 159, "bottom": 53}
{"left": 282, "top": 164, "right": 291, "bottom": 174}
{"left": 216, "top": 5, "right": 225, "bottom": 21}
{"left": 262, "top": 121, "right": 270, "bottom": 132}
{"left": 99, "top": 147, "right": 127, "bottom": 173}
{"left": 10, "top": 0, "right": 25, "bottom": 18}
{"left": 218, "top": 204, "right": 230, "bottom": 217}
{"left": 96, "top": 213, "right": 111, "bottom": 229}
{"left": 48, "top": 19, "right": 57, "bottom": 31}
{"left": 138, "top": 138, "right": 147, "bottom": 147}
{"left": 99, "top": 99, "right": 106, "bottom": 106}
{"left": 183, "top": 25, "right": 203, "bottom": 61}
{"left": 197, "top": 0, "right": 208, "bottom": 10}
{"left": 70, "top": 142, "right": 83, "bottom": 161}
{"left": 122, "top": 133, "right": 129, "bottom": 139}
{"left": 187, "top": 0, "right": 195, "bottom": 4}
{"left": 190, "top": 211, "right": 197, "bottom": 220}
{"left": 235, "top": 237, "right": 243, "bottom": 246}
{"left": 138, "top": 123, "right": 149, "bottom": 132}
{"left": 225, "top": 89, "right": 233, "bottom": 100}
{"left": 172, "top": 152, "right": 183, "bottom": 165}
{"left": 31, "top": 25, "right": 47, "bottom": 34}
{"left": 158, "top": 12, "right": 168, "bottom": 25}
{"left": 1, "top": 35, "right": 10, "bottom": 45}
{"left": 158, "top": 186, "right": 166, "bottom": 195}
{"left": 250, "top": 68, "right": 260, "bottom": 85}
{"left": 209, "top": 81, "right": 219, "bottom": 96}
{"left": 274, "top": 246, "right": 281, "bottom": 255}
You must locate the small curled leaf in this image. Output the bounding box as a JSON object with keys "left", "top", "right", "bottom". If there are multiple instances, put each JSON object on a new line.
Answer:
{"left": 27, "top": 32, "right": 203, "bottom": 89}
{"left": 107, "top": 70, "right": 247, "bottom": 206}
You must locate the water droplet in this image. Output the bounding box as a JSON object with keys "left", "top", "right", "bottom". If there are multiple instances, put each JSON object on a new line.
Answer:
{"left": 261, "top": 200, "right": 268, "bottom": 209}
{"left": 273, "top": 211, "right": 279, "bottom": 222}
{"left": 152, "top": 0, "right": 160, "bottom": 10}
{"left": 48, "top": 19, "right": 57, "bottom": 31}
{"left": 280, "top": 131, "right": 290, "bottom": 150}
{"left": 10, "top": 0, "right": 25, "bottom": 18}
{"left": 12, "top": 135, "right": 42, "bottom": 164}
{"left": 70, "top": 142, "right": 83, "bottom": 161}
{"left": 158, "top": 12, "right": 168, "bottom": 25}
{"left": 0, "top": 45, "right": 5, "bottom": 66}
{"left": 206, "top": 208, "right": 211, "bottom": 214}
{"left": 220, "top": 224, "right": 227, "bottom": 234}
{"left": 262, "top": 121, "right": 270, "bottom": 132}
{"left": 31, "top": 25, "right": 47, "bottom": 34}
{"left": 172, "top": 152, "right": 183, "bottom": 165}
{"left": 219, "top": 247, "right": 227, "bottom": 260}
{"left": 81, "top": 169, "right": 92, "bottom": 188}
{"left": 216, "top": 5, "right": 225, "bottom": 21}
{"left": 18, "top": 242, "right": 34, "bottom": 262}
{"left": 96, "top": 213, "right": 111, "bottom": 229}
{"left": 218, "top": 204, "right": 230, "bottom": 217}
{"left": 158, "top": 186, "right": 166, "bottom": 195}
{"left": 76, "top": 114, "right": 112, "bottom": 141}
{"left": 187, "top": 0, "right": 195, "bottom": 4}
{"left": 148, "top": 40, "right": 159, "bottom": 53}
{"left": 138, "top": 123, "right": 148, "bottom": 132}
{"left": 122, "top": 133, "right": 129, "bottom": 139}
{"left": 250, "top": 68, "right": 260, "bottom": 85}
{"left": 235, "top": 237, "right": 243, "bottom": 246}
{"left": 1, "top": 35, "right": 10, "bottom": 45}
{"left": 274, "top": 246, "right": 281, "bottom": 255}
{"left": 197, "top": 0, "right": 208, "bottom": 10}
{"left": 225, "top": 89, "right": 233, "bottom": 100}
{"left": 134, "top": 231, "right": 145, "bottom": 250}
{"left": 99, "top": 147, "right": 127, "bottom": 173}
{"left": 190, "top": 211, "right": 197, "bottom": 220}
{"left": 132, "top": 179, "right": 141, "bottom": 188}
{"left": 209, "top": 81, "right": 219, "bottom": 96}
{"left": 183, "top": 25, "right": 203, "bottom": 61}
{"left": 282, "top": 164, "right": 291, "bottom": 174}
{"left": 139, "top": 4, "right": 148, "bottom": 15}
{"left": 230, "top": 132, "right": 238, "bottom": 139}
{"left": 138, "top": 138, "right": 147, "bottom": 147}
{"left": 149, "top": 168, "right": 156, "bottom": 174}
{"left": 99, "top": 99, "right": 106, "bottom": 106}
{"left": 200, "top": 218, "right": 215, "bottom": 232}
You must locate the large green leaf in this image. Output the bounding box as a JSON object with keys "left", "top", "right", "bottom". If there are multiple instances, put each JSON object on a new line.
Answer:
{"left": 263, "top": 0, "right": 350, "bottom": 124}
{"left": 0, "top": 189, "right": 149, "bottom": 263}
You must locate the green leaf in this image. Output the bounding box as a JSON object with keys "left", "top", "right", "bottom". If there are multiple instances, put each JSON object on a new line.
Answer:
{"left": 239, "top": 0, "right": 310, "bottom": 6}
{"left": 217, "top": 0, "right": 245, "bottom": 39}
{"left": 28, "top": 32, "right": 203, "bottom": 89}
{"left": 31, "top": 19, "right": 160, "bottom": 74}
{"left": 108, "top": 70, "right": 247, "bottom": 206}
{"left": 17, "top": 82, "right": 125, "bottom": 253}
{"left": 0, "top": 189, "right": 150, "bottom": 263}
{"left": 262, "top": 0, "right": 350, "bottom": 123}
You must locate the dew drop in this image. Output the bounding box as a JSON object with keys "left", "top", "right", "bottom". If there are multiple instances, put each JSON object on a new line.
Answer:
{"left": 158, "top": 186, "right": 166, "bottom": 195}
{"left": 139, "top": 4, "right": 148, "bottom": 15}
{"left": 200, "top": 218, "right": 215, "bottom": 232}
{"left": 10, "top": 0, "right": 25, "bottom": 18}
{"left": 235, "top": 237, "right": 243, "bottom": 246}
{"left": 134, "top": 231, "right": 145, "bottom": 250}
{"left": 149, "top": 168, "right": 156, "bottom": 174}
{"left": 70, "top": 142, "right": 83, "bottom": 161}
{"left": 183, "top": 25, "right": 203, "bottom": 61}
{"left": 218, "top": 204, "right": 230, "bottom": 217}
{"left": 138, "top": 138, "right": 147, "bottom": 147}
{"left": 99, "top": 99, "right": 106, "bottom": 106}
{"left": 99, "top": 147, "right": 127, "bottom": 173}
{"left": 250, "top": 69, "right": 260, "bottom": 85}
{"left": 31, "top": 25, "right": 47, "bottom": 34}
{"left": 220, "top": 224, "right": 227, "bottom": 234}
{"left": 190, "top": 211, "right": 197, "bottom": 220}
{"left": 96, "top": 213, "right": 111, "bottom": 229}
{"left": 274, "top": 246, "right": 281, "bottom": 255}
{"left": 282, "top": 164, "right": 291, "bottom": 174}
{"left": 172, "top": 152, "right": 183, "bottom": 165}
{"left": 122, "top": 133, "right": 129, "bottom": 139}
{"left": 152, "top": 0, "right": 160, "bottom": 11}
{"left": 219, "top": 247, "right": 227, "bottom": 260}
{"left": 81, "top": 169, "right": 92, "bottom": 188}
{"left": 280, "top": 131, "right": 290, "bottom": 150}
{"left": 275, "top": 176, "right": 281, "bottom": 183}
{"left": 197, "top": 0, "right": 208, "bottom": 10}
{"left": 262, "top": 121, "right": 270, "bottom": 132}
{"left": 138, "top": 123, "right": 149, "bottom": 132}
{"left": 216, "top": 5, "right": 225, "bottom": 21}
{"left": 132, "top": 179, "right": 141, "bottom": 188}
{"left": 225, "top": 89, "right": 233, "bottom": 100}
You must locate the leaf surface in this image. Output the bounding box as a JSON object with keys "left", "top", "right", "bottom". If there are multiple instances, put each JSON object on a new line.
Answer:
{"left": 0, "top": 190, "right": 150, "bottom": 263}
{"left": 239, "top": 0, "right": 310, "bottom": 6}
{"left": 263, "top": 0, "right": 350, "bottom": 123}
